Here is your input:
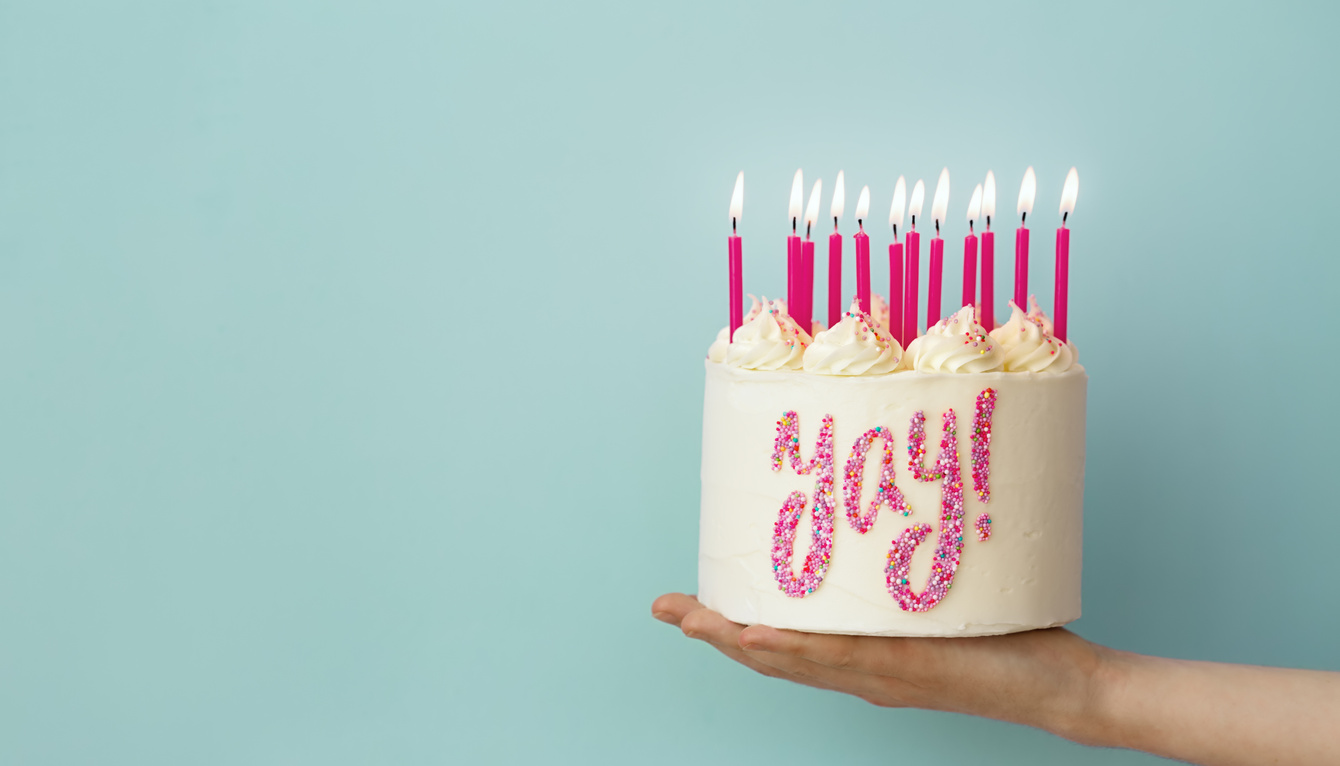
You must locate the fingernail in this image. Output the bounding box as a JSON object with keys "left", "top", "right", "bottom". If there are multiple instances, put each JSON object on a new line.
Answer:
{"left": 652, "top": 611, "right": 674, "bottom": 624}
{"left": 741, "top": 643, "right": 762, "bottom": 652}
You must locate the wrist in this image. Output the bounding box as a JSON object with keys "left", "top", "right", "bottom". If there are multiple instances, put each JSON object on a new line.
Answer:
{"left": 1053, "top": 644, "right": 1136, "bottom": 749}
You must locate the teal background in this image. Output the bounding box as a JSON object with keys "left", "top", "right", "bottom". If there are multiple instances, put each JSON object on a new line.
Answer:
{"left": 0, "top": 1, "right": 1336, "bottom": 764}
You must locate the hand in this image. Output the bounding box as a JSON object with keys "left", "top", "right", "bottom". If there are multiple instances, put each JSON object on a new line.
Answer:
{"left": 651, "top": 593, "right": 1340, "bottom": 766}
{"left": 651, "top": 592, "right": 1110, "bottom": 744}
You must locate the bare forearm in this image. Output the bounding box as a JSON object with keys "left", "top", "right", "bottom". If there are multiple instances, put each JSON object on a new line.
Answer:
{"left": 1075, "top": 650, "right": 1340, "bottom": 765}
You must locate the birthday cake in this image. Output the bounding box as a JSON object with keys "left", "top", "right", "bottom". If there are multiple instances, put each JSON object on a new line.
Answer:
{"left": 699, "top": 168, "right": 1084, "bottom": 637}
{"left": 700, "top": 299, "right": 1084, "bottom": 637}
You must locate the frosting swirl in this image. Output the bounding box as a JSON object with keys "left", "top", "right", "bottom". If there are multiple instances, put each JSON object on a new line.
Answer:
{"left": 725, "top": 298, "right": 812, "bottom": 370}
{"left": 905, "top": 304, "right": 1005, "bottom": 373}
{"left": 803, "top": 299, "right": 902, "bottom": 375}
{"left": 988, "top": 298, "right": 1077, "bottom": 373}
{"left": 707, "top": 296, "right": 763, "bottom": 362}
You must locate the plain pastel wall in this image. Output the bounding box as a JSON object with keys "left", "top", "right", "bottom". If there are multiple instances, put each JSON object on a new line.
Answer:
{"left": 1, "top": 1, "right": 1336, "bottom": 764}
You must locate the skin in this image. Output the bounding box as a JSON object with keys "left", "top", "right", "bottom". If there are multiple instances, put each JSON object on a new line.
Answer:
{"left": 652, "top": 592, "right": 1340, "bottom": 766}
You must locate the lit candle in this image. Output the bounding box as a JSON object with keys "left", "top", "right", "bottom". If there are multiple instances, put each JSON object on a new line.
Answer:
{"left": 927, "top": 168, "right": 949, "bottom": 329}
{"left": 1055, "top": 167, "right": 1079, "bottom": 342}
{"left": 903, "top": 179, "right": 925, "bottom": 344}
{"left": 728, "top": 172, "right": 745, "bottom": 337}
{"left": 1014, "top": 166, "right": 1036, "bottom": 310}
{"left": 854, "top": 185, "right": 871, "bottom": 315}
{"left": 887, "top": 176, "right": 906, "bottom": 343}
{"left": 980, "top": 170, "right": 997, "bottom": 330}
{"left": 787, "top": 169, "right": 803, "bottom": 316}
{"left": 963, "top": 182, "right": 983, "bottom": 319}
{"left": 827, "top": 171, "right": 845, "bottom": 330}
{"left": 800, "top": 178, "right": 822, "bottom": 335}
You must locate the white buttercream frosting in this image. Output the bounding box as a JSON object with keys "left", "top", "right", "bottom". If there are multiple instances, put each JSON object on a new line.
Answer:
{"left": 988, "top": 299, "right": 1078, "bottom": 373}
{"left": 870, "top": 292, "right": 890, "bottom": 329}
{"left": 707, "top": 296, "right": 763, "bottom": 362}
{"left": 904, "top": 304, "right": 1005, "bottom": 373}
{"left": 803, "top": 299, "right": 902, "bottom": 375}
{"left": 724, "top": 298, "right": 812, "bottom": 371}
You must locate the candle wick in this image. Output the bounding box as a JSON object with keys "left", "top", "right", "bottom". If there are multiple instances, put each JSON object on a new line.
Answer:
{"left": 911, "top": 214, "right": 917, "bottom": 229}
{"left": 857, "top": 218, "right": 863, "bottom": 231}
{"left": 935, "top": 219, "right": 940, "bottom": 236}
{"left": 806, "top": 221, "right": 811, "bottom": 239}
{"left": 1062, "top": 211, "right": 1069, "bottom": 226}
{"left": 732, "top": 217, "right": 737, "bottom": 234}
{"left": 986, "top": 214, "right": 992, "bottom": 230}
{"left": 892, "top": 223, "right": 898, "bottom": 239}
{"left": 833, "top": 215, "right": 838, "bottom": 231}
{"left": 969, "top": 220, "right": 974, "bottom": 235}
{"left": 792, "top": 217, "right": 797, "bottom": 235}
{"left": 1021, "top": 211, "right": 1027, "bottom": 226}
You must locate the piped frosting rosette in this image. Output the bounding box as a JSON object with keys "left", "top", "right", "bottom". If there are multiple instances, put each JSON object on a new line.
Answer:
{"left": 724, "top": 298, "right": 812, "bottom": 370}
{"left": 707, "top": 295, "right": 763, "bottom": 362}
{"left": 904, "top": 304, "right": 1005, "bottom": 373}
{"left": 988, "top": 297, "right": 1077, "bottom": 373}
{"left": 803, "top": 299, "right": 902, "bottom": 375}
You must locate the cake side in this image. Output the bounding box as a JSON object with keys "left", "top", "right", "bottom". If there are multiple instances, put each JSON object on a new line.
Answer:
{"left": 698, "top": 361, "right": 1086, "bottom": 637}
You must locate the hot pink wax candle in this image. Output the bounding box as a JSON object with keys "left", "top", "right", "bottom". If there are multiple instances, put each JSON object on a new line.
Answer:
{"left": 787, "top": 232, "right": 800, "bottom": 315}
{"left": 980, "top": 230, "right": 995, "bottom": 331}
{"left": 729, "top": 232, "right": 743, "bottom": 337}
{"left": 1055, "top": 226, "right": 1069, "bottom": 342}
{"left": 827, "top": 230, "right": 842, "bottom": 329}
{"left": 888, "top": 241, "right": 904, "bottom": 342}
{"left": 903, "top": 229, "right": 920, "bottom": 345}
{"left": 962, "top": 229, "right": 978, "bottom": 318}
{"left": 855, "top": 227, "right": 870, "bottom": 315}
{"left": 728, "top": 172, "right": 745, "bottom": 338}
{"left": 1054, "top": 167, "right": 1078, "bottom": 342}
{"left": 799, "top": 238, "right": 815, "bottom": 334}
{"left": 927, "top": 233, "right": 944, "bottom": 329}
{"left": 1014, "top": 225, "right": 1029, "bottom": 309}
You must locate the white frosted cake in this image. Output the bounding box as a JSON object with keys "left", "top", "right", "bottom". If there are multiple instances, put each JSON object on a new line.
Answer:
{"left": 699, "top": 298, "right": 1086, "bottom": 637}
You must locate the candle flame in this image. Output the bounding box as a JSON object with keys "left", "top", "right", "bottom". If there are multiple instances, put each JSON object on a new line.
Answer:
{"left": 855, "top": 185, "right": 870, "bottom": 222}
{"left": 831, "top": 170, "right": 845, "bottom": 222}
{"left": 1017, "top": 166, "right": 1036, "bottom": 219}
{"left": 1059, "top": 167, "right": 1079, "bottom": 219}
{"left": 967, "top": 183, "right": 983, "bottom": 222}
{"left": 889, "top": 175, "right": 907, "bottom": 231}
{"left": 729, "top": 171, "right": 744, "bottom": 222}
{"left": 804, "top": 179, "right": 823, "bottom": 229}
{"left": 909, "top": 179, "right": 926, "bottom": 223}
{"left": 789, "top": 169, "right": 804, "bottom": 223}
{"left": 931, "top": 167, "right": 949, "bottom": 225}
{"left": 982, "top": 170, "right": 996, "bottom": 221}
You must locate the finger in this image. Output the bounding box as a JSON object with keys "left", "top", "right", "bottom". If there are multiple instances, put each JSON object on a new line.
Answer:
{"left": 651, "top": 593, "right": 702, "bottom": 626}
{"left": 740, "top": 642, "right": 903, "bottom": 704}
{"left": 740, "top": 624, "right": 917, "bottom": 678}
{"left": 679, "top": 608, "right": 845, "bottom": 691}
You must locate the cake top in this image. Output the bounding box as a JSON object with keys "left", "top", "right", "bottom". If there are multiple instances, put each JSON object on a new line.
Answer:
{"left": 710, "top": 297, "right": 1077, "bottom": 376}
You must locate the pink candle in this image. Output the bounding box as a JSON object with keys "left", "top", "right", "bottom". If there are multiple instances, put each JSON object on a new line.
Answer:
{"left": 903, "top": 229, "right": 920, "bottom": 344}
{"left": 728, "top": 172, "right": 745, "bottom": 337}
{"left": 1014, "top": 166, "right": 1036, "bottom": 312}
{"left": 787, "top": 232, "right": 800, "bottom": 314}
{"left": 926, "top": 169, "right": 949, "bottom": 330}
{"left": 980, "top": 229, "right": 995, "bottom": 331}
{"left": 1013, "top": 225, "right": 1029, "bottom": 309}
{"left": 799, "top": 238, "right": 815, "bottom": 334}
{"left": 729, "top": 232, "right": 743, "bottom": 336}
{"left": 979, "top": 171, "right": 997, "bottom": 331}
{"left": 827, "top": 229, "right": 843, "bottom": 329}
{"left": 1054, "top": 225, "right": 1069, "bottom": 342}
{"left": 855, "top": 228, "right": 870, "bottom": 314}
{"left": 927, "top": 234, "right": 944, "bottom": 329}
{"left": 853, "top": 185, "right": 872, "bottom": 315}
{"left": 1054, "top": 167, "right": 1079, "bottom": 342}
{"left": 962, "top": 229, "right": 977, "bottom": 315}
{"left": 888, "top": 241, "right": 903, "bottom": 341}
